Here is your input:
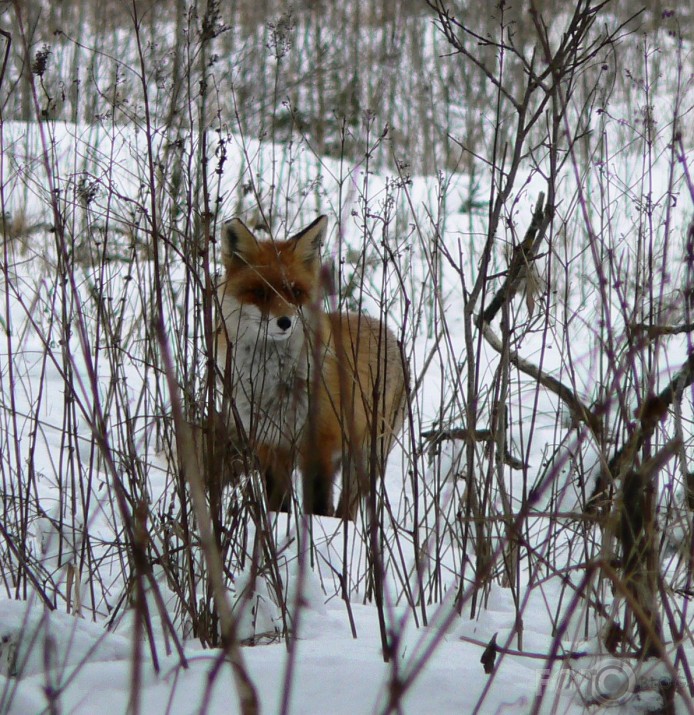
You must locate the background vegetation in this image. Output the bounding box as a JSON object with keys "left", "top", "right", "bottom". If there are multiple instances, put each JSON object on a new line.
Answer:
{"left": 1, "top": 0, "right": 693, "bottom": 712}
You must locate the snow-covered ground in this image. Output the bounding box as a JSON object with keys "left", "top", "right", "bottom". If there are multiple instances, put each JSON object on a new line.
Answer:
{"left": 0, "top": 580, "right": 678, "bottom": 713}
{"left": 0, "top": 14, "right": 693, "bottom": 709}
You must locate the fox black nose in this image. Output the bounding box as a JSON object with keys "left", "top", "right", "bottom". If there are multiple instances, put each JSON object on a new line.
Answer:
{"left": 276, "top": 316, "right": 291, "bottom": 331}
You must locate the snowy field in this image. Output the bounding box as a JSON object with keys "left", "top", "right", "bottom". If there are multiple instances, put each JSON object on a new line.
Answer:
{"left": 1, "top": 4, "right": 694, "bottom": 714}
{"left": 0, "top": 113, "right": 691, "bottom": 712}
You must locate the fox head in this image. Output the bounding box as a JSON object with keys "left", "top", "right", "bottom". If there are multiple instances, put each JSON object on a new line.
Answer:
{"left": 217, "top": 216, "right": 328, "bottom": 357}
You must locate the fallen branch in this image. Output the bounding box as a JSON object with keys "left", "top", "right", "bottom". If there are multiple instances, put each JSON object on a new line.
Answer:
{"left": 477, "top": 191, "right": 552, "bottom": 327}
{"left": 480, "top": 321, "right": 601, "bottom": 434}
{"left": 476, "top": 193, "right": 601, "bottom": 434}
{"left": 421, "top": 427, "right": 526, "bottom": 470}
{"left": 631, "top": 322, "right": 694, "bottom": 338}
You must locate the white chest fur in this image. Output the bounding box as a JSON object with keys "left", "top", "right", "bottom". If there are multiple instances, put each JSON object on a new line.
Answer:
{"left": 219, "top": 298, "right": 311, "bottom": 450}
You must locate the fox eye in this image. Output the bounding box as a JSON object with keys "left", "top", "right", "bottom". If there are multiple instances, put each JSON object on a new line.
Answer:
{"left": 290, "top": 286, "right": 305, "bottom": 302}
{"left": 245, "top": 287, "right": 268, "bottom": 302}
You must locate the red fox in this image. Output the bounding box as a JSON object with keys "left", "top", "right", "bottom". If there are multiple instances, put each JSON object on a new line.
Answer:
{"left": 215, "top": 215, "right": 406, "bottom": 519}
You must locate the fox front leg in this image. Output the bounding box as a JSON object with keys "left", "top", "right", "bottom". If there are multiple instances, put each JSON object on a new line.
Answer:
{"left": 257, "top": 446, "right": 293, "bottom": 513}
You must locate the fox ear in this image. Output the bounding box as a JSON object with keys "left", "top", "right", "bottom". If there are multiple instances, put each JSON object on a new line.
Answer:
{"left": 291, "top": 215, "right": 327, "bottom": 267}
{"left": 221, "top": 218, "right": 256, "bottom": 266}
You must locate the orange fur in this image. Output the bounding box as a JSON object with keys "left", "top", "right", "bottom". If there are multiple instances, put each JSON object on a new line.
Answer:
{"left": 216, "top": 216, "right": 406, "bottom": 518}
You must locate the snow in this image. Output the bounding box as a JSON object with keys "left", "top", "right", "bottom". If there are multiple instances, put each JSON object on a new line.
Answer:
{"left": 0, "top": 595, "right": 547, "bottom": 714}
{"left": 1, "top": 13, "right": 693, "bottom": 714}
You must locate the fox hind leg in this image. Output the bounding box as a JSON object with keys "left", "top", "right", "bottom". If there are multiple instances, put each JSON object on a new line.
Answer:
{"left": 335, "top": 447, "right": 366, "bottom": 520}
{"left": 301, "top": 447, "right": 339, "bottom": 516}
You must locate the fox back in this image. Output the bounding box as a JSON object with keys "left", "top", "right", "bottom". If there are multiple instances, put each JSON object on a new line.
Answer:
{"left": 216, "top": 215, "right": 406, "bottom": 518}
